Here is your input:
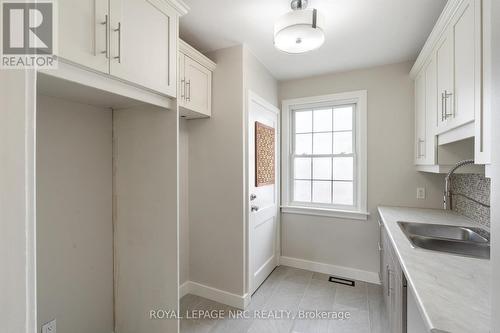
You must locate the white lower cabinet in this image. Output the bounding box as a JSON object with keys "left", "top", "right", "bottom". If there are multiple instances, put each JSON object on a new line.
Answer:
{"left": 380, "top": 221, "right": 406, "bottom": 333}
{"left": 178, "top": 39, "right": 216, "bottom": 118}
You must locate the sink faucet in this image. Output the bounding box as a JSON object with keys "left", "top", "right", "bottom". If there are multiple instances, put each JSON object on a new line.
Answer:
{"left": 444, "top": 159, "right": 475, "bottom": 210}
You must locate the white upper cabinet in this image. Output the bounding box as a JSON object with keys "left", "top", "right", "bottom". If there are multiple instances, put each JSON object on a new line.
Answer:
{"left": 410, "top": 0, "right": 487, "bottom": 169}
{"left": 451, "top": 0, "right": 480, "bottom": 128}
{"left": 415, "top": 72, "right": 427, "bottom": 165}
{"left": 181, "top": 57, "right": 212, "bottom": 115}
{"left": 56, "top": 0, "right": 188, "bottom": 98}
{"left": 57, "top": 0, "right": 109, "bottom": 73}
{"left": 435, "top": 0, "right": 480, "bottom": 135}
{"left": 436, "top": 30, "right": 454, "bottom": 131}
{"left": 109, "top": 0, "right": 178, "bottom": 96}
{"left": 415, "top": 56, "right": 438, "bottom": 166}
{"left": 178, "top": 39, "right": 216, "bottom": 118}
{"left": 424, "top": 56, "right": 438, "bottom": 165}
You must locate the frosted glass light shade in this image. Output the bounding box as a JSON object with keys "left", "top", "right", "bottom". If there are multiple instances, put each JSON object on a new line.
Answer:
{"left": 274, "top": 9, "right": 325, "bottom": 54}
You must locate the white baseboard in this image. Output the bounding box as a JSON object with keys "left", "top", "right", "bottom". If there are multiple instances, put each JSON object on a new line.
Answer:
{"left": 179, "top": 281, "right": 191, "bottom": 298}
{"left": 178, "top": 281, "right": 250, "bottom": 309}
{"left": 279, "top": 256, "right": 380, "bottom": 285}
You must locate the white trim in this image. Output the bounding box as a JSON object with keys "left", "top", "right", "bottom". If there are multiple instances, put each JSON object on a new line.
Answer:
{"left": 281, "top": 90, "right": 368, "bottom": 216}
{"left": 416, "top": 164, "right": 484, "bottom": 174}
{"left": 179, "top": 281, "right": 191, "bottom": 298}
{"left": 410, "top": 0, "right": 466, "bottom": 78}
{"left": 179, "top": 39, "right": 217, "bottom": 71}
{"left": 437, "top": 121, "right": 475, "bottom": 145}
{"left": 245, "top": 90, "right": 281, "bottom": 297}
{"left": 279, "top": 256, "right": 380, "bottom": 285}
{"left": 281, "top": 205, "right": 369, "bottom": 221}
{"left": 179, "top": 281, "right": 250, "bottom": 309}
{"left": 39, "top": 60, "right": 174, "bottom": 109}
{"left": 161, "top": 0, "right": 190, "bottom": 16}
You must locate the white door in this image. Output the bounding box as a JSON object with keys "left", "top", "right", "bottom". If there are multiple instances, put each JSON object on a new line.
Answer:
{"left": 57, "top": 0, "right": 109, "bottom": 73}
{"left": 109, "top": 0, "right": 177, "bottom": 96}
{"left": 248, "top": 92, "right": 279, "bottom": 295}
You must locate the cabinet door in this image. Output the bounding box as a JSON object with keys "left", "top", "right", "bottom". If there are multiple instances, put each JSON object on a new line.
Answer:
{"left": 424, "top": 56, "right": 437, "bottom": 164}
{"left": 414, "top": 71, "right": 426, "bottom": 165}
{"left": 178, "top": 53, "right": 186, "bottom": 105}
{"left": 109, "top": 0, "right": 177, "bottom": 96}
{"left": 57, "top": 0, "right": 109, "bottom": 73}
{"left": 392, "top": 268, "right": 404, "bottom": 333}
{"left": 436, "top": 30, "right": 454, "bottom": 132}
{"left": 183, "top": 56, "right": 212, "bottom": 117}
{"left": 452, "top": 0, "right": 479, "bottom": 127}
{"left": 381, "top": 227, "right": 392, "bottom": 315}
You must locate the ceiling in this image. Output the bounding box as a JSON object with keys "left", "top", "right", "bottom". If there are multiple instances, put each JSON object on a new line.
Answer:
{"left": 179, "top": 0, "right": 447, "bottom": 81}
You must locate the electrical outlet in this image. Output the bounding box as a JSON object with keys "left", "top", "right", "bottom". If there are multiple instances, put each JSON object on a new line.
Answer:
{"left": 417, "top": 187, "right": 426, "bottom": 200}
{"left": 42, "top": 319, "right": 56, "bottom": 333}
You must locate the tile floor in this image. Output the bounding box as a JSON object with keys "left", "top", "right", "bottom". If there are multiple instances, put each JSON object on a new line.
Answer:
{"left": 180, "top": 266, "right": 388, "bottom": 333}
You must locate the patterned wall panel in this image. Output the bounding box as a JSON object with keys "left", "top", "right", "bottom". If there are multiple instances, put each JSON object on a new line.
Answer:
{"left": 255, "top": 121, "right": 275, "bottom": 187}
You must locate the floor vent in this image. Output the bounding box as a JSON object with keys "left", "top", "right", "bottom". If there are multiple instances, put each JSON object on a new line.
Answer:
{"left": 328, "top": 276, "right": 355, "bottom": 287}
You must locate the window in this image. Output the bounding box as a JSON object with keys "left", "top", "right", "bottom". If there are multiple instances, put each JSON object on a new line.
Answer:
{"left": 282, "top": 91, "right": 368, "bottom": 220}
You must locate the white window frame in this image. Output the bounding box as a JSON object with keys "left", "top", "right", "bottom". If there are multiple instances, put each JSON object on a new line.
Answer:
{"left": 281, "top": 90, "right": 368, "bottom": 220}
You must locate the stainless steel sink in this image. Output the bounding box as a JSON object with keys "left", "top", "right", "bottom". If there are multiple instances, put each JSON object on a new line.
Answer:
{"left": 398, "top": 222, "right": 490, "bottom": 259}
{"left": 398, "top": 221, "right": 489, "bottom": 242}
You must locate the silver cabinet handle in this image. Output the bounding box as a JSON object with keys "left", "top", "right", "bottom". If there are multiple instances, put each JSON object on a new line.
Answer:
{"left": 186, "top": 80, "right": 191, "bottom": 102}
{"left": 251, "top": 205, "right": 259, "bottom": 212}
{"left": 180, "top": 78, "right": 185, "bottom": 99}
{"left": 114, "top": 22, "right": 121, "bottom": 63}
{"left": 101, "top": 14, "right": 109, "bottom": 58}
{"left": 250, "top": 194, "right": 257, "bottom": 201}
{"left": 441, "top": 92, "right": 445, "bottom": 122}
{"left": 417, "top": 139, "right": 425, "bottom": 158}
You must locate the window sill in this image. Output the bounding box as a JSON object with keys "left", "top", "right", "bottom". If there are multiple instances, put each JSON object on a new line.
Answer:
{"left": 281, "top": 205, "right": 370, "bottom": 221}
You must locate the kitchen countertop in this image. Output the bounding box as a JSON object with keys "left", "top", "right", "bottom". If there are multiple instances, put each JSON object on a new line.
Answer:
{"left": 377, "top": 206, "right": 491, "bottom": 333}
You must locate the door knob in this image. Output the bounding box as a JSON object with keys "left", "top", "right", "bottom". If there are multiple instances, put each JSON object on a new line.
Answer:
{"left": 250, "top": 194, "right": 257, "bottom": 201}
{"left": 251, "top": 205, "right": 259, "bottom": 212}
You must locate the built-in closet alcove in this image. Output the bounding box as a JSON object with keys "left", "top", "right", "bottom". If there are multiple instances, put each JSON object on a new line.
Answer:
{"left": 36, "top": 71, "right": 179, "bottom": 333}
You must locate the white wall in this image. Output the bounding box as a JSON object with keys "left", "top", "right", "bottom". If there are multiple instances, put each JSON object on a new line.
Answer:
{"left": 0, "top": 70, "right": 36, "bottom": 333}
{"left": 114, "top": 106, "right": 179, "bottom": 333}
{"left": 243, "top": 47, "right": 279, "bottom": 108}
{"left": 179, "top": 119, "right": 190, "bottom": 285}
{"left": 188, "top": 45, "right": 245, "bottom": 295}
{"left": 186, "top": 45, "right": 278, "bottom": 299}
{"left": 278, "top": 62, "right": 445, "bottom": 277}
{"left": 36, "top": 95, "right": 114, "bottom": 333}
{"left": 490, "top": 0, "right": 500, "bottom": 330}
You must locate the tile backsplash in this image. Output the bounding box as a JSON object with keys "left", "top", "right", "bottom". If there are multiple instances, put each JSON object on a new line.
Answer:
{"left": 450, "top": 174, "right": 490, "bottom": 228}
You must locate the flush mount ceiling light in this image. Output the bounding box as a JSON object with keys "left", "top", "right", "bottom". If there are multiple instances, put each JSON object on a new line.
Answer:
{"left": 274, "top": 0, "right": 325, "bottom": 54}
